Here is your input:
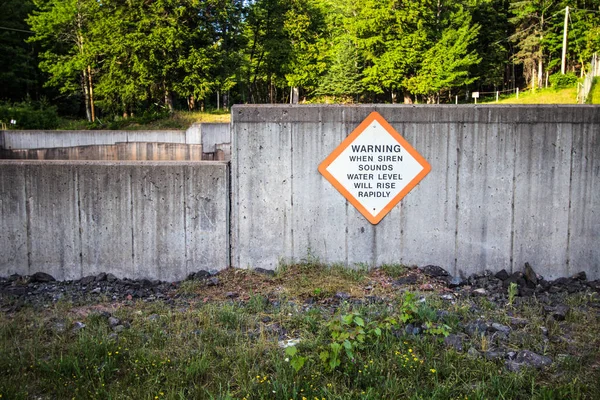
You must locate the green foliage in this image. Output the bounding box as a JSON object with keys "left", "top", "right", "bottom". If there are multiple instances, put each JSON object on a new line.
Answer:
{"left": 0, "top": 100, "right": 59, "bottom": 129}
{"left": 6, "top": 0, "right": 598, "bottom": 116}
{"left": 284, "top": 346, "right": 306, "bottom": 372}
{"left": 508, "top": 282, "right": 518, "bottom": 307}
{"left": 549, "top": 72, "right": 578, "bottom": 89}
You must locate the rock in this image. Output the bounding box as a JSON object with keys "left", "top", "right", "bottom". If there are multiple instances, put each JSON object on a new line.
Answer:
{"left": 490, "top": 323, "right": 511, "bottom": 334}
{"left": 467, "top": 347, "right": 480, "bottom": 359}
{"left": 447, "top": 275, "right": 466, "bottom": 288}
{"left": 443, "top": 334, "right": 464, "bottom": 352}
{"left": 514, "top": 350, "right": 552, "bottom": 369}
{"left": 72, "top": 321, "right": 86, "bottom": 332}
{"left": 106, "top": 273, "right": 118, "bottom": 283}
{"left": 107, "top": 332, "right": 119, "bottom": 342}
{"left": 148, "top": 314, "right": 160, "bottom": 322}
{"left": 113, "top": 325, "right": 126, "bottom": 333}
{"left": 335, "top": 291, "right": 350, "bottom": 300}
{"left": 494, "top": 269, "right": 510, "bottom": 281}
{"left": 572, "top": 271, "right": 587, "bottom": 281}
{"left": 551, "top": 304, "right": 570, "bottom": 321}
{"left": 465, "top": 320, "right": 489, "bottom": 337}
{"left": 254, "top": 268, "right": 275, "bottom": 277}
{"left": 30, "top": 272, "right": 55, "bottom": 283}
{"left": 440, "top": 294, "right": 455, "bottom": 301}
{"left": 108, "top": 317, "right": 121, "bottom": 327}
{"left": 395, "top": 275, "right": 419, "bottom": 285}
{"left": 206, "top": 277, "right": 220, "bottom": 287}
{"left": 419, "top": 265, "right": 449, "bottom": 278}
{"left": 523, "top": 262, "right": 538, "bottom": 286}
{"left": 91, "top": 287, "right": 102, "bottom": 294}
{"left": 484, "top": 350, "right": 506, "bottom": 360}
{"left": 187, "top": 270, "right": 211, "bottom": 280}
{"left": 419, "top": 283, "right": 434, "bottom": 291}
{"left": 225, "top": 291, "right": 239, "bottom": 299}
{"left": 551, "top": 277, "right": 570, "bottom": 287}
{"left": 508, "top": 317, "right": 528, "bottom": 328}
{"left": 96, "top": 273, "right": 107, "bottom": 282}
{"left": 503, "top": 272, "right": 523, "bottom": 288}
{"left": 81, "top": 275, "right": 95, "bottom": 285}
{"left": 540, "top": 326, "right": 548, "bottom": 336}
{"left": 519, "top": 287, "right": 535, "bottom": 297}
{"left": 472, "top": 288, "right": 487, "bottom": 296}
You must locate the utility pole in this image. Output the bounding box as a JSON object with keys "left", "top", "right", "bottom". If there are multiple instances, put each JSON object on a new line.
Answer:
{"left": 561, "top": 6, "right": 569, "bottom": 74}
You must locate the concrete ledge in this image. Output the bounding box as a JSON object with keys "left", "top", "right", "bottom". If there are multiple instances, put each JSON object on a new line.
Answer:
{"left": 232, "top": 104, "right": 600, "bottom": 124}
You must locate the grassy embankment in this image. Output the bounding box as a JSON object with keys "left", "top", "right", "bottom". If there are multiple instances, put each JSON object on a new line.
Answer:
{"left": 57, "top": 110, "right": 231, "bottom": 130}
{"left": 1, "top": 262, "right": 599, "bottom": 399}
{"left": 482, "top": 87, "right": 578, "bottom": 104}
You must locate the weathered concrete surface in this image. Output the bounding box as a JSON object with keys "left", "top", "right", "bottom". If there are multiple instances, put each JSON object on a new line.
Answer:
{"left": 232, "top": 105, "right": 600, "bottom": 280}
{"left": 201, "top": 123, "right": 230, "bottom": 153}
{"left": 1, "top": 143, "right": 204, "bottom": 161}
{"left": 0, "top": 160, "right": 229, "bottom": 281}
{"left": 0, "top": 123, "right": 230, "bottom": 150}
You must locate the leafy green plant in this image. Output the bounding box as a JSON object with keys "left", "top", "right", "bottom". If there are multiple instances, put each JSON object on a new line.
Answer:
{"left": 284, "top": 346, "right": 306, "bottom": 372}
{"left": 508, "top": 282, "right": 518, "bottom": 307}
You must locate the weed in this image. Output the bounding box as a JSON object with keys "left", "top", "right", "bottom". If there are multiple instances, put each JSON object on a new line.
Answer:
{"left": 508, "top": 282, "right": 518, "bottom": 307}
{"left": 380, "top": 263, "right": 407, "bottom": 278}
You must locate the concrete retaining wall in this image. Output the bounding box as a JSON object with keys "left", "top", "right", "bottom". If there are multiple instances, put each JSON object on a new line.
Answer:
{"left": 0, "top": 123, "right": 230, "bottom": 151}
{"left": 0, "top": 160, "right": 229, "bottom": 281}
{"left": 231, "top": 105, "right": 600, "bottom": 280}
{"left": 0, "top": 142, "right": 204, "bottom": 161}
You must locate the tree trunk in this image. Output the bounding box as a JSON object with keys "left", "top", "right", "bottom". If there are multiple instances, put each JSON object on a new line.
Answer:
{"left": 164, "top": 88, "right": 174, "bottom": 113}
{"left": 81, "top": 69, "right": 92, "bottom": 122}
{"left": 87, "top": 65, "right": 95, "bottom": 122}
{"left": 403, "top": 91, "right": 413, "bottom": 104}
{"left": 188, "top": 96, "right": 195, "bottom": 111}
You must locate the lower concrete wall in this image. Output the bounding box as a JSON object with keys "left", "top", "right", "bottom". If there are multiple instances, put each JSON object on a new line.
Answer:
{"left": 0, "top": 160, "right": 229, "bottom": 281}
{"left": 231, "top": 105, "right": 600, "bottom": 280}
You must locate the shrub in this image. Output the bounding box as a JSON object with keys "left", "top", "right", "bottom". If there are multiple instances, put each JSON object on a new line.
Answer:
{"left": 549, "top": 72, "right": 578, "bottom": 89}
{"left": 0, "top": 100, "right": 60, "bottom": 129}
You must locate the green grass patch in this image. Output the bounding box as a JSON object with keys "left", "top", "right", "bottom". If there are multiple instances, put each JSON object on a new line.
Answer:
{"left": 586, "top": 77, "right": 600, "bottom": 104}
{"left": 485, "top": 87, "right": 578, "bottom": 104}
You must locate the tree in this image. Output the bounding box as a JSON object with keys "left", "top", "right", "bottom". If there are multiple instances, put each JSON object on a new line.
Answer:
{"left": 0, "top": 0, "right": 40, "bottom": 101}
{"left": 27, "top": 0, "right": 99, "bottom": 121}
{"left": 510, "top": 0, "right": 559, "bottom": 90}
{"left": 405, "top": 4, "right": 481, "bottom": 102}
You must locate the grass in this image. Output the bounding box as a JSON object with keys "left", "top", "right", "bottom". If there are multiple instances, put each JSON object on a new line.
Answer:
{"left": 56, "top": 110, "right": 231, "bottom": 130}
{"left": 482, "top": 86, "right": 578, "bottom": 104}
{"left": 1, "top": 264, "right": 599, "bottom": 399}
{"left": 586, "top": 78, "right": 600, "bottom": 104}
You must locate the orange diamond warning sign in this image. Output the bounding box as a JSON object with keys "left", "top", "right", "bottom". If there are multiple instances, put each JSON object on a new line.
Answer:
{"left": 318, "top": 111, "right": 431, "bottom": 224}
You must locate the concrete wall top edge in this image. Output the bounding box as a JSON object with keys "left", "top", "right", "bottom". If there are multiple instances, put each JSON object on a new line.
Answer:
{"left": 0, "top": 160, "right": 228, "bottom": 167}
{"left": 231, "top": 104, "right": 600, "bottom": 124}
{"left": 1, "top": 129, "right": 186, "bottom": 135}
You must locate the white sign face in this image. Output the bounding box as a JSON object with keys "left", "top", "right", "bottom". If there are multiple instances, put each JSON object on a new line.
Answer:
{"left": 319, "top": 112, "right": 430, "bottom": 224}
{"left": 472, "top": 92, "right": 480, "bottom": 98}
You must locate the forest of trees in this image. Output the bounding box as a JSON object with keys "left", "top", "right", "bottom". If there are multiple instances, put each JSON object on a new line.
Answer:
{"left": 1, "top": 0, "right": 599, "bottom": 120}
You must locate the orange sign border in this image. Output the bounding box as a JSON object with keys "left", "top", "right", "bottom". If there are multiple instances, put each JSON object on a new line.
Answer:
{"left": 318, "top": 111, "right": 431, "bottom": 224}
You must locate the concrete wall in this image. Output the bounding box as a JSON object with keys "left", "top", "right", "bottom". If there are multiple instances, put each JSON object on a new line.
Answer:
{"left": 0, "top": 160, "right": 229, "bottom": 281}
{"left": 0, "top": 123, "right": 230, "bottom": 150}
{"left": 231, "top": 105, "right": 600, "bottom": 280}
{"left": 1, "top": 142, "right": 204, "bottom": 161}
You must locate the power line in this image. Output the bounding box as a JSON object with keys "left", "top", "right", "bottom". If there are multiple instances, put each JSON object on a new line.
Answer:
{"left": 0, "top": 26, "right": 33, "bottom": 34}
